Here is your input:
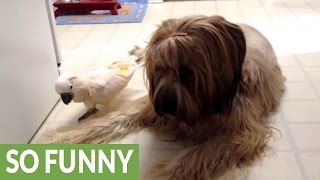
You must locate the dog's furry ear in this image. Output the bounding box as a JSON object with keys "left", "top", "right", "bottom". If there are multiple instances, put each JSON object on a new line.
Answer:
{"left": 207, "top": 16, "right": 247, "bottom": 115}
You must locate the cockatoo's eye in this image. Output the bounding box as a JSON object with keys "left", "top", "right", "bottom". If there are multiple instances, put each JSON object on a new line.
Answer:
{"left": 70, "top": 85, "right": 73, "bottom": 89}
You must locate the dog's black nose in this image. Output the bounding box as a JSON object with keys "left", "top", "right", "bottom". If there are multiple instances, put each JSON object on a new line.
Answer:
{"left": 154, "top": 90, "right": 177, "bottom": 116}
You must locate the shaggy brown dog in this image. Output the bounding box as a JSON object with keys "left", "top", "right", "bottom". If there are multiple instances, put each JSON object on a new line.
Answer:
{"left": 48, "top": 15, "right": 285, "bottom": 180}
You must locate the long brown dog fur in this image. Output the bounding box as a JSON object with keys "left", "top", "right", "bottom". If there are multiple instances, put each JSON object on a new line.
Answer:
{"left": 46, "top": 15, "right": 285, "bottom": 180}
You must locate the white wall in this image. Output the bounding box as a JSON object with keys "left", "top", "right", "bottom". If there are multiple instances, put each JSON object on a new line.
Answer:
{"left": 0, "top": 0, "right": 60, "bottom": 143}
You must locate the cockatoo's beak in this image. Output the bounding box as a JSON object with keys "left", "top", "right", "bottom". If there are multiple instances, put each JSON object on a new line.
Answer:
{"left": 60, "top": 93, "right": 73, "bottom": 105}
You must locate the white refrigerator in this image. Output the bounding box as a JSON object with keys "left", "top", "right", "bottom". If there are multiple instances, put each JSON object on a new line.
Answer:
{"left": 0, "top": 0, "right": 61, "bottom": 143}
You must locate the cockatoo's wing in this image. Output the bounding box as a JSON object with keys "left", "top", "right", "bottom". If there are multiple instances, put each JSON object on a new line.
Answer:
{"left": 87, "top": 68, "right": 130, "bottom": 100}
{"left": 107, "top": 58, "right": 139, "bottom": 79}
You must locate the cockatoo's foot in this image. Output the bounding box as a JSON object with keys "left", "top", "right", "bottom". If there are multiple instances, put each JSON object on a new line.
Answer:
{"left": 78, "top": 107, "right": 99, "bottom": 122}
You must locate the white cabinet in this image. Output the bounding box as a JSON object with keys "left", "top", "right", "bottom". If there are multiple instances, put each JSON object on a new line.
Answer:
{"left": 0, "top": 0, "right": 60, "bottom": 143}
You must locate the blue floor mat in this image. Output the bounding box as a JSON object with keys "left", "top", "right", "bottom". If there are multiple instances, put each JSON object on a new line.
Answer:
{"left": 54, "top": 0, "right": 148, "bottom": 25}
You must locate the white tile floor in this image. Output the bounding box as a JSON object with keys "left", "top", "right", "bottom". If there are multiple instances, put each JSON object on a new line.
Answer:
{"left": 32, "top": 0, "right": 320, "bottom": 179}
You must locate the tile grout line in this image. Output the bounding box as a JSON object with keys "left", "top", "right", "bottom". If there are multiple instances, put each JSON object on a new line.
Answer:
{"left": 276, "top": 149, "right": 320, "bottom": 153}
{"left": 53, "top": 3, "right": 320, "bottom": 179}
{"left": 213, "top": 0, "right": 218, "bottom": 14}
{"left": 142, "top": 3, "right": 155, "bottom": 24}
{"left": 59, "top": 25, "right": 95, "bottom": 63}
{"left": 301, "top": 0, "right": 320, "bottom": 14}
{"left": 236, "top": 0, "right": 248, "bottom": 24}
{"left": 57, "top": 25, "right": 71, "bottom": 38}
{"left": 280, "top": 0, "right": 310, "bottom": 27}
{"left": 278, "top": 108, "right": 310, "bottom": 180}
{"left": 279, "top": 0, "right": 320, "bottom": 100}
{"left": 134, "top": 23, "right": 150, "bottom": 46}
{"left": 56, "top": 26, "right": 75, "bottom": 61}
{"left": 284, "top": 121, "right": 320, "bottom": 124}
{"left": 254, "top": 0, "right": 320, "bottom": 103}
{"left": 89, "top": 24, "right": 120, "bottom": 67}
{"left": 292, "top": 55, "right": 320, "bottom": 99}
{"left": 252, "top": 1, "right": 311, "bottom": 179}
{"left": 135, "top": 1, "right": 175, "bottom": 45}
{"left": 257, "top": 0, "right": 320, "bottom": 95}
{"left": 275, "top": 2, "right": 319, "bottom": 179}
{"left": 192, "top": 1, "right": 195, "bottom": 15}
{"left": 241, "top": 1, "right": 316, "bottom": 178}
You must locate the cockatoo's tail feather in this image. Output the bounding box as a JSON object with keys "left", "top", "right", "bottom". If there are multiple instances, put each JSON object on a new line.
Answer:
{"left": 107, "top": 59, "right": 140, "bottom": 78}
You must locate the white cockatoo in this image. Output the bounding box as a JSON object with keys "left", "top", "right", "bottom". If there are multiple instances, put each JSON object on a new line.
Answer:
{"left": 55, "top": 47, "right": 144, "bottom": 121}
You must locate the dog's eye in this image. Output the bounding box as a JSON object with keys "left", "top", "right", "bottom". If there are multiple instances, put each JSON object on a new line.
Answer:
{"left": 155, "top": 65, "right": 162, "bottom": 72}
{"left": 70, "top": 85, "right": 73, "bottom": 89}
{"left": 179, "top": 67, "right": 193, "bottom": 79}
